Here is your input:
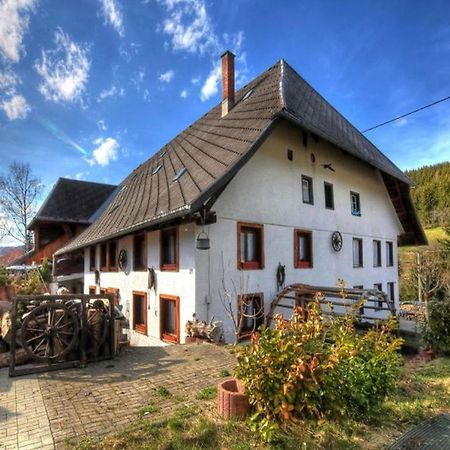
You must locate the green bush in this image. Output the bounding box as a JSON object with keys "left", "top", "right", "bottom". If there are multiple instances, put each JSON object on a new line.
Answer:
{"left": 422, "top": 299, "right": 450, "bottom": 355}
{"left": 234, "top": 297, "right": 403, "bottom": 440}
{"left": 0, "top": 266, "right": 11, "bottom": 288}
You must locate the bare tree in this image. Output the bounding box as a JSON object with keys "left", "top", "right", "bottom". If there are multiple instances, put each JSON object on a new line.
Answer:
{"left": 411, "top": 248, "right": 449, "bottom": 308}
{"left": 219, "top": 254, "right": 265, "bottom": 345}
{"left": 0, "top": 162, "right": 42, "bottom": 251}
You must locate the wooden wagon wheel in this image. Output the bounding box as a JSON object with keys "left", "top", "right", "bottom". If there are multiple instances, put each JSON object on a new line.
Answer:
{"left": 21, "top": 302, "right": 79, "bottom": 362}
{"left": 86, "top": 300, "right": 109, "bottom": 357}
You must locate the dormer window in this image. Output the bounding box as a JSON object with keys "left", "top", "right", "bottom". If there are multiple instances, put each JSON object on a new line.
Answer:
{"left": 152, "top": 164, "right": 162, "bottom": 175}
{"left": 350, "top": 191, "right": 361, "bottom": 216}
{"left": 173, "top": 167, "right": 186, "bottom": 182}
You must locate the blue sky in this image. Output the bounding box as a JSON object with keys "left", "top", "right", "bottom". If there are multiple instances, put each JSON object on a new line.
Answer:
{"left": 1, "top": 0, "right": 450, "bottom": 209}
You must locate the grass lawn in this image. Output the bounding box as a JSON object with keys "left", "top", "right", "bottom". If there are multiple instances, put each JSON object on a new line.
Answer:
{"left": 72, "top": 357, "right": 450, "bottom": 450}
{"left": 399, "top": 226, "right": 446, "bottom": 254}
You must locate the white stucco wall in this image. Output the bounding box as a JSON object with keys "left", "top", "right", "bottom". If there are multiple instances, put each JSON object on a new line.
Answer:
{"left": 195, "top": 121, "right": 403, "bottom": 342}
{"left": 84, "top": 223, "right": 196, "bottom": 345}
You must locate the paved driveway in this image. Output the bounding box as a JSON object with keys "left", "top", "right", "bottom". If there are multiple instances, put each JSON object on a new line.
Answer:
{"left": 0, "top": 344, "right": 236, "bottom": 449}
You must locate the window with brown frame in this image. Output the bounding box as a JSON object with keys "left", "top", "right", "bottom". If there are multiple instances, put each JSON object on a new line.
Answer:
{"left": 108, "top": 241, "right": 118, "bottom": 271}
{"left": 238, "top": 293, "right": 264, "bottom": 339}
{"left": 88, "top": 285, "right": 96, "bottom": 295}
{"left": 100, "top": 243, "right": 108, "bottom": 271}
{"left": 89, "top": 246, "right": 96, "bottom": 272}
{"left": 133, "top": 291, "right": 147, "bottom": 335}
{"left": 133, "top": 234, "right": 147, "bottom": 271}
{"left": 294, "top": 230, "right": 313, "bottom": 268}
{"left": 160, "top": 294, "right": 180, "bottom": 343}
{"left": 160, "top": 227, "right": 178, "bottom": 271}
{"left": 237, "top": 222, "right": 264, "bottom": 270}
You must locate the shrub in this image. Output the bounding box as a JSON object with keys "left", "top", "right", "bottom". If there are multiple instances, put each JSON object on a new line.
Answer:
{"left": 0, "top": 266, "right": 11, "bottom": 288}
{"left": 234, "top": 296, "right": 403, "bottom": 440}
{"left": 422, "top": 298, "right": 450, "bottom": 355}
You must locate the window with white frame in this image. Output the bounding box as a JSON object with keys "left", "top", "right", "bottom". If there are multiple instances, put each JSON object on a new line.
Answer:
{"left": 386, "top": 241, "right": 394, "bottom": 267}
{"left": 373, "top": 240, "right": 381, "bottom": 267}
{"left": 302, "top": 175, "right": 313, "bottom": 205}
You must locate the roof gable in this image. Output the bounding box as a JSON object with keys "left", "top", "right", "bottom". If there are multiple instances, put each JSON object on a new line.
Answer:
{"left": 30, "top": 178, "right": 117, "bottom": 229}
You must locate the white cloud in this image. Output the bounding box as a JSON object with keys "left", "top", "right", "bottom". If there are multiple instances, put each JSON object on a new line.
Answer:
{"left": 87, "top": 137, "right": 119, "bottom": 167}
{"left": 35, "top": 27, "right": 90, "bottom": 103}
{"left": 158, "top": 0, "right": 218, "bottom": 55}
{"left": 97, "top": 119, "right": 107, "bottom": 131}
{"left": 99, "top": 0, "right": 124, "bottom": 37}
{"left": 1, "top": 94, "right": 29, "bottom": 120}
{"left": 0, "top": 0, "right": 36, "bottom": 63}
{"left": 180, "top": 89, "right": 188, "bottom": 99}
{"left": 191, "top": 76, "right": 200, "bottom": 85}
{"left": 159, "top": 69, "right": 174, "bottom": 83}
{"left": 143, "top": 89, "right": 150, "bottom": 102}
{"left": 393, "top": 117, "right": 408, "bottom": 128}
{"left": 0, "top": 69, "right": 19, "bottom": 92}
{"left": 97, "top": 84, "right": 124, "bottom": 101}
{"left": 200, "top": 64, "right": 220, "bottom": 101}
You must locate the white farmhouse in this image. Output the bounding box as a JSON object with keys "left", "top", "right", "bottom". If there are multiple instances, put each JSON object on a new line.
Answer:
{"left": 57, "top": 52, "right": 426, "bottom": 345}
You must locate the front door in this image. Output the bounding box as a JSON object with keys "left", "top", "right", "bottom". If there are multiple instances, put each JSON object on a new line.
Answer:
{"left": 160, "top": 295, "right": 180, "bottom": 343}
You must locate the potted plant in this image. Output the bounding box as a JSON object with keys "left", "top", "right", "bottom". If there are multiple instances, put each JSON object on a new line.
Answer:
{"left": 0, "top": 266, "right": 13, "bottom": 301}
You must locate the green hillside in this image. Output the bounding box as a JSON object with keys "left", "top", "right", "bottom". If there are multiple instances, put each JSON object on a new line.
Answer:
{"left": 405, "top": 161, "right": 450, "bottom": 228}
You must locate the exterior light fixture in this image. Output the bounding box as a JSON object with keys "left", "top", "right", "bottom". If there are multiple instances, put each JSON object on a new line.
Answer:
{"left": 196, "top": 209, "right": 210, "bottom": 250}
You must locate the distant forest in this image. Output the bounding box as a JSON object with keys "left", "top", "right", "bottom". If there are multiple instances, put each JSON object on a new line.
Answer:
{"left": 405, "top": 161, "right": 450, "bottom": 228}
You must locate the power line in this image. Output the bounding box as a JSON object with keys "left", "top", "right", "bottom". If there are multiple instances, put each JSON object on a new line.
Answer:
{"left": 362, "top": 95, "right": 450, "bottom": 133}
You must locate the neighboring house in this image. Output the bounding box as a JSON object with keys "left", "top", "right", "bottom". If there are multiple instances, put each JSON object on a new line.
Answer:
{"left": 18, "top": 178, "right": 116, "bottom": 292}
{"left": 57, "top": 52, "right": 426, "bottom": 344}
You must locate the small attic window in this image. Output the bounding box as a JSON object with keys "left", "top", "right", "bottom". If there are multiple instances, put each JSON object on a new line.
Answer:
{"left": 173, "top": 167, "right": 187, "bottom": 182}
{"left": 152, "top": 164, "right": 162, "bottom": 175}
{"left": 242, "top": 89, "right": 254, "bottom": 101}
{"left": 159, "top": 151, "right": 166, "bottom": 159}
{"left": 108, "top": 203, "right": 120, "bottom": 215}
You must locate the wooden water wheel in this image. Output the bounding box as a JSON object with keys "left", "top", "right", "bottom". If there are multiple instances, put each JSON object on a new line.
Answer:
{"left": 20, "top": 302, "right": 79, "bottom": 362}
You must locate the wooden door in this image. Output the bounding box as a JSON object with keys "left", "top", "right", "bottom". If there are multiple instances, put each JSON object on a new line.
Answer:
{"left": 160, "top": 295, "right": 180, "bottom": 343}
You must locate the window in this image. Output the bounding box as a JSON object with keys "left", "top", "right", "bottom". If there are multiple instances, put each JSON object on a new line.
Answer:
{"left": 238, "top": 293, "right": 264, "bottom": 339}
{"left": 302, "top": 175, "right": 313, "bottom": 204}
{"left": 353, "top": 285, "right": 364, "bottom": 314}
{"left": 387, "top": 282, "right": 395, "bottom": 305}
{"left": 89, "top": 285, "right": 96, "bottom": 295}
{"left": 294, "top": 230, "right": 313, "bottom": 268}
{"left": 100, "top": 243, "right": 108, "bottom": 271}
{"left": 350, "top": 191, "right": 361, "bottom": 216}
{"left": 160, "top": 227, "right": 178, "bottom": 271}
{"left": 173, "top": 167, "right": 186, "bottom": 182}
{"left": 386, "top": 241, "right": 394, "bottom": 267}
{"left": 237, "top": 223, "right": 264, "bottom": 270}
{"left": 108, "top": 241, "right": 118, "bottom": 271}
{"left": 133, "top": 291, "right": 147, "bottom": 335}
{"left": 373, "top": 240, "right": 381, "bottom": 267}
{"left": 324, "top": 182, "right": 334, "bottom": 210}
{"left": 352, "top": 238, "right": 363, "bottom": 267}
{"left": 160, "top": 294, "right": 180, "bottom": 343}
{"left": 133, "top": 234, "right": 147, "bottom": 271}
{"left": 89, "top": 246, "right": 96, "bottom": 272}
{"left": 374, "top": 283, "right": 383, "bottom": 308}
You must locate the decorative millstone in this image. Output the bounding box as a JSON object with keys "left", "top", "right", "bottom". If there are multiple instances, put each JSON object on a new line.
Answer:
{"left": 390, "top": 413, "right": 450, "bottom": 449}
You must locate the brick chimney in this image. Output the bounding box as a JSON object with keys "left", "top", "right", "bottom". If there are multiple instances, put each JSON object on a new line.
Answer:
{"left": 221, "top": 50, "right": 235, "bottom": 117}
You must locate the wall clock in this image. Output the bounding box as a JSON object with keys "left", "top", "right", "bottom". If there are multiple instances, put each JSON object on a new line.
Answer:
{"left": 331, "top": 231, "right": 343, "bottom": 252}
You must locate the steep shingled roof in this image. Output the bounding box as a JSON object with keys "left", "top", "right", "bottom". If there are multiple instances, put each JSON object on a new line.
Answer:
{"left": 29, "top": 178, "right": 117, "bottom": 229}
{"left": 57, "top": 60, "right": 425, "bottom": 254}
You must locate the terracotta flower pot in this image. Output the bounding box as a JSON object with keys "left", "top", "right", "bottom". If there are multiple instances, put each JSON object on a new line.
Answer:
{"left": 419, "top": 348, "right": 434, "bottom": 362}
{"left": 217, "top": 378, "right": 249, "bottom": 420}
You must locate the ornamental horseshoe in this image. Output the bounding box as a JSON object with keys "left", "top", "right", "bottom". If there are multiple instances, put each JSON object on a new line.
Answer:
{"left": 331, "top": 231, "right": 343, "bottom": 252}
